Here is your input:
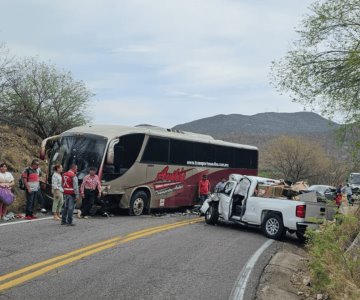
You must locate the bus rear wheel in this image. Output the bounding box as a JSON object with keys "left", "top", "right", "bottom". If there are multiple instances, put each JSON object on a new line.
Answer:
{"left": 130, "top": 191, "right": 148, "bottom": 216}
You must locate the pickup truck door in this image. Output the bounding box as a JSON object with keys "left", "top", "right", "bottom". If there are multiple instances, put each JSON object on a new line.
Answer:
{"left": 231, "top": 178, "right": 251, "bottom": 219}
{"left": 218, "top": 181, "right": 236, "bottom": 221}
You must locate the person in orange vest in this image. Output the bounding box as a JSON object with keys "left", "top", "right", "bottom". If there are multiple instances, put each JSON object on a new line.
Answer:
{"left": 61, "top": 164, "right": 80, "bottom": 226}
{"left": 198, "top": 174, "right": 211, "bottom": 205}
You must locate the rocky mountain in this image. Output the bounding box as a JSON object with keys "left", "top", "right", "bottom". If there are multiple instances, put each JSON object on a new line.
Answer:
{"left": 173, "top": 112, "right": 339, "bottom": 136}
{"left": 173, "top": 112, "right": 343, "bottom": 158}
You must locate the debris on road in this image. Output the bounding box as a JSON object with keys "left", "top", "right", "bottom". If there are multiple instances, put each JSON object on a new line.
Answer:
{"left": 151, "top": 209, "right": 201, "bottom": 218}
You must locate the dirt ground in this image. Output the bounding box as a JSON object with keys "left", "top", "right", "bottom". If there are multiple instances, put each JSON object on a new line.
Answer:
{"left": 0, "top": 124, "right": 46, "bottom": 212}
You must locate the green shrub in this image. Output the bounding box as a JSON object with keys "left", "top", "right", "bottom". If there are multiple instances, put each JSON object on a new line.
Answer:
{"left": 306, "top": 212, "right": 360, "bottom": 299}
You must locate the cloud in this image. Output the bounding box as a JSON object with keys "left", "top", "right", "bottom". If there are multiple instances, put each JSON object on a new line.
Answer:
{"left": 91, "top": 98, "right": 161, "bottom": 125}
{"left": 110, "top": 45, "right": 158, "bottom": 54}
{"left": 0, "top": 0, "right": 315, "bottom": 127}
{"left": 167, "top": 90, "right": 216, "bottom": 101}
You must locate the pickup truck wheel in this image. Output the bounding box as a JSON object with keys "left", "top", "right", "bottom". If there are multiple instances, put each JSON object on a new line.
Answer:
{"left": 129, "top": 191, "right": 148, "bottom": 216}
{"left": 262, "top": 213, "right": 285, "bottom": 240}
{"left": 205, "top": 203, "right": 219, "bottom": 225}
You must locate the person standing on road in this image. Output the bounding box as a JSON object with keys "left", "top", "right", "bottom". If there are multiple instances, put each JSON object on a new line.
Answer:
{"left": 22, "top": 159, "right": 41, "bottom": 220}
{"left": 342, "top": 184, "right": 353, "bottom": 205}
{"left": 198, "top": 174, "right": 210, "bottom": 205}
{"left": 0, "top": 163, "right": 15, "bottom": 220}
{"left": 214, "top": 177, "right": 226, "bottom": 192}
{"left": 336, "top": 184, "right": 342, "bottom": 195}
{"left": 335, "top": 184, "right": 343, "bottom": 207}
{"left": 61, "top": 164, "right": 79, "bottom": 226}
{"left": 51, "top": 163, "right": 64, "bottom": 221}
{"left": 79, "top": 167, "right": 102, "bottom": 219}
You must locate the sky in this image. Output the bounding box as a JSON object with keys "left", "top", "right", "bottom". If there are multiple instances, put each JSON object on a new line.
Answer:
{"left": 0, "top": 0, "right": 315, "bottom": 128}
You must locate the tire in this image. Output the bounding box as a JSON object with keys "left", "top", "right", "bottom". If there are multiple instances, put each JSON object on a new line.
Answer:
{"left": 261, "top": 213, "right": 285, "bottom": 240}
{"left": 205, "top": 203, "right": 219, "bottom": 225}
{"left": 129, "top": 191, "right": 148, "bottom": 216}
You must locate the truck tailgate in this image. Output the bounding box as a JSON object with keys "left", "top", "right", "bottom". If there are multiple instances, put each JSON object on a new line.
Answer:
{"left": 305, "top": 201, "right": 337, "bottom": 221}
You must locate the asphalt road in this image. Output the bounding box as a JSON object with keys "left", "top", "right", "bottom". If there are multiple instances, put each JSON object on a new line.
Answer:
{"left": 0, "top": 213, "right": 278, "bottom": 300}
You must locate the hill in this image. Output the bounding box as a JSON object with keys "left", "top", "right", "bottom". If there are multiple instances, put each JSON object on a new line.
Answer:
{"left": 174, "top": 111, "right": 339, "bottom": 136}
{"left": 0, "top": 124, "right": 44, "bottom": 212}
{"left": 173, "top": 111, "right": 344, "bottom": 159}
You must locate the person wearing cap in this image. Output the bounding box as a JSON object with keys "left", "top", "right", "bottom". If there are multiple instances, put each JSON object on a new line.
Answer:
{"left": 198, "top": 174, "right": 211, "bottom": 205}
{"left": 22, "top": 159, "right": 41, "bottom": 220}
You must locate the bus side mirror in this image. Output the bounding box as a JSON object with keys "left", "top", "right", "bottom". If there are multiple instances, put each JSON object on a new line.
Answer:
{"left": 106, "top": 138, "right": 119, "bottom": 165}
{"left": 39, "top": 135, "right": 60, "bottom": 160}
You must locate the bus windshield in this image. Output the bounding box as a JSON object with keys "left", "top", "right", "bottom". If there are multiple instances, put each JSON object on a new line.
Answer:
{"left": 49, "top": 135, "right": 107, "bottom": 180}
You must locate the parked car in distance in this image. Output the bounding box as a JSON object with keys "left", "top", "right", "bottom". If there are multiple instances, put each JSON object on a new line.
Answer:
{"left": 307, "top": 185, "right": 336, "bottom": 201}
{"left": 349, "top": 172, "right": 360, "bottom": 195}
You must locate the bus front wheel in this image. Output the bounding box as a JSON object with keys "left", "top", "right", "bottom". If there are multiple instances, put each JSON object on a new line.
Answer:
{"left": 130, "top": 191, "right": 148, "bottom": 216}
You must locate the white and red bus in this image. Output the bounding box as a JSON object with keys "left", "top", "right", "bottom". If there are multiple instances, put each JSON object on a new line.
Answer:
{"left": 40, "top": 124, "right": 258, "bottom": 215}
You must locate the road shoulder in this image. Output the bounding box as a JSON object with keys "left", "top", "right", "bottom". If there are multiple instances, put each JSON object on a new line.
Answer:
{"left": 256, "top": 242, "right": 308, "bottom": 300}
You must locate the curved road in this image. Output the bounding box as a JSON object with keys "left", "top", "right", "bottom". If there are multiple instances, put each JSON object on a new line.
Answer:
{"left": 0, "top": 214, "right": 278, "bottom": 299}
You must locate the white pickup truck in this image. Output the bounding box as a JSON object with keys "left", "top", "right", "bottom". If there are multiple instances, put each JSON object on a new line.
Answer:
{"left": 200, "top": 174, "right": 321, "bottom": 241}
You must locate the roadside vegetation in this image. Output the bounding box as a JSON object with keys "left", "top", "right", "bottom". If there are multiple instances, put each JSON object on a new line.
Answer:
{"left": 0, "top": 43, "right": 92, "bottom": 139}
{"left": 262, "top": 136, "right": 350, "bottom": 185}
{"left": 271, "top": 0, "right": 360, "bottom": 166}
{"left": 0, "top": 124, "right": 45, "bottom": 212}
{"left": 306, "top": 209, "right": 360, "bottom": 299}
{"left": 272, "top": 0, "right": 360, "bottom": 298}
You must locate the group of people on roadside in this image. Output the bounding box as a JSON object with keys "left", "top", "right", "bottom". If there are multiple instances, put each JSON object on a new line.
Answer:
{"left": 198, "top": 175, "right": 226, "bottom": 205}
{"left": 0, "top": 160, "right": 48, "bottom": 221}
{"left": 0, "top": 159, "right": 102, "bottom": 226}
{"left": 50, "top": 162, "right": 102, "bottom": 226}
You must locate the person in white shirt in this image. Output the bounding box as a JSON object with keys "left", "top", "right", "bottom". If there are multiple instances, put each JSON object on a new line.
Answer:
{"left": 51, "top": 163, "right": 64, "bottom": 220}
{"left": 342, "top": 184, "right": 353, "bottom": 205}
{"left": 0, "top": 163, "right": 15, "bottom": 219}
{"left": 215, "top": 177, "right": 227, "bottom": 192}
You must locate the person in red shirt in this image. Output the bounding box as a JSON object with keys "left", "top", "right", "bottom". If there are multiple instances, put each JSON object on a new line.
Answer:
{"left": 61, "top": 164, "right": 79, "bottom": 226}
{"left": 198, "top": 174, "right": 210, "bottom": 205}
{"left": 79, "top": 167, "right": 102, "bottom": 219}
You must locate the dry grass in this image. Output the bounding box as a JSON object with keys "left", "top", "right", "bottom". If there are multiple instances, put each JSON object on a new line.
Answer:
{"left": 306, "top": 207, "right": 360, "bottom": 299}
{"left": 0, "top": 124, "right": 45, "bottom": 213}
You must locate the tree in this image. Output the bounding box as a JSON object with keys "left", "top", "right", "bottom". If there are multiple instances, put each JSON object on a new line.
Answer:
{"left": 262, "top": 136, "right": 330, "bottom": 184}
{"left": 0, "top": 43, "right": 13, "bottom": 95}
{"left": 271, "top": 0, "right": 360, "bottom": 126}
{"left": 0, "top": 57, "right": 93, "bottom": 139}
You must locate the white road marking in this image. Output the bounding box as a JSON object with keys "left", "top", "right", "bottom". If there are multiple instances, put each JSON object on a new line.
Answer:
{"left": 229, "top": 239, "right": 274, "bottom": 300}
{"left": 0, "top": 217, "right": 53, "bottom": 227}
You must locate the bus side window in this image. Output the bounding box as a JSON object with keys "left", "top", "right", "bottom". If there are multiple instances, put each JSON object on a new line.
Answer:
{"left": 103, "top": 134, "right": 145, "bottom": 181}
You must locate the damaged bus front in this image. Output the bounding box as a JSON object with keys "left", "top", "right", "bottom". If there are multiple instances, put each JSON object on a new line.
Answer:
{"left": 40, "top": 131, "right": 108, "bottom": 207}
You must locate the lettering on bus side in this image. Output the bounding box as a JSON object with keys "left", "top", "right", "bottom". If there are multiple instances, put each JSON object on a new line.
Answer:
{"left": 153, "top": 166, "right": 192, "bottom": 195}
